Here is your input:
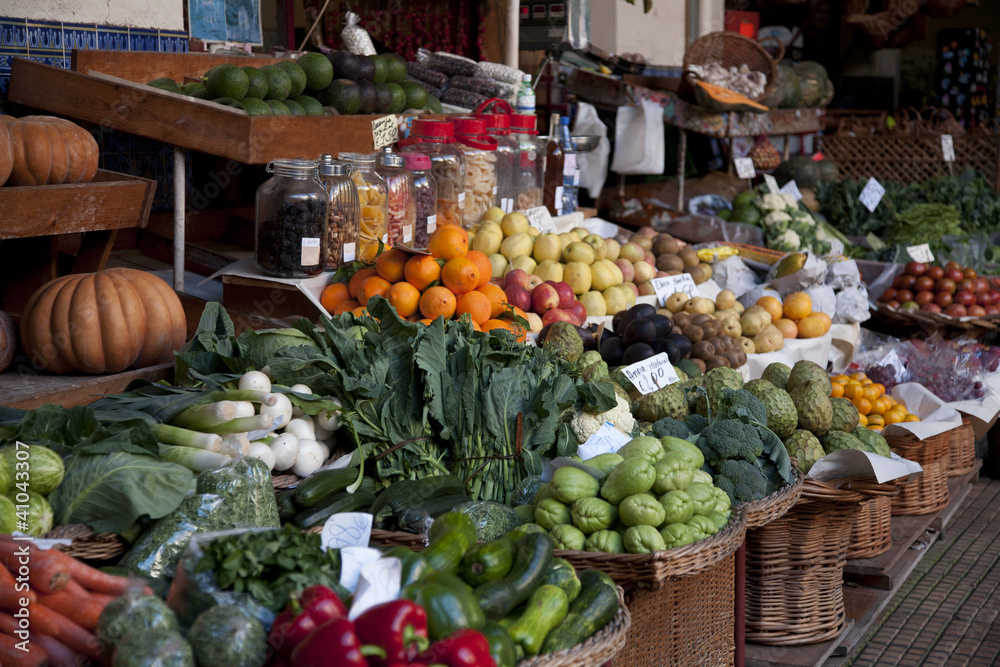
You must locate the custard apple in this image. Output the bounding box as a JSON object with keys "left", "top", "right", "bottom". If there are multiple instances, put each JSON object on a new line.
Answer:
{"left": 821, "top": 429, "right": 869, "bottom": 455}
{"left": 853, "top": 427, "right": 892, "bottom": 457}
{"left": 745, "top": 379, "right": 797, "bottom": 438}
{"left": 789, "top": 381, "right": 833, "bottom": 436}
{"left": 541, "top": 322, "right": 584, "bottom": 363}
{"left": 694, "top": 367, "right": 744, "bottom": 418}
{"left": 761, "top": 362, "right": 791, "bottom": 390}
{"left": 634, "top": 383, "right": 688, "bottom": 422}
{"left": 783, "top": 430, "right": 824, "bottom": 474}
{"left": 830, "top": 397, "right": 860, "bottom": 433}
{"left": 786, "top": 360, "right": 832, "bottom": 395}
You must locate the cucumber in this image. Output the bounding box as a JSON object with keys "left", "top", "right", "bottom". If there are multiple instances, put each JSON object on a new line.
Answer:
{"left": 399, "top": 494, "right": 472, "bottom": 534}
{"left": 474, "top": 533, "right": 554, "bottom": 620}
{"left": 275, "top": 489, "right": 299, "bottom": 521}
{"left": 422, "top": 512, "right": 478, "bottom": 575}
{"left": 372, "top": 475, "right": 466, "bottom": 521}
{"left": 539, "top": 570, "right": 619, "bottom": 654}
{"left": 294, "top": 468, "right": 360, "bottom": 507}
{"left": 293, "top": 488, "right": 376, "bottom": 528}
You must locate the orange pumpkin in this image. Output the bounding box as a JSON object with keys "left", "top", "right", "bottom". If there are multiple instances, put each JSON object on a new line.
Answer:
{"left": 20, "top": 269, "right": 186, "bottom": 374}
{"left": 1, "top": 114, "right": 99, "bottom": 186}
{"left": 0, "top": 310, "right": 15, "bottom": 373}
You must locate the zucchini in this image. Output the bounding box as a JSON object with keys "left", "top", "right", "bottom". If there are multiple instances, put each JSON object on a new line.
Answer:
{"left": 475, "top": 533, "right": 554, "bottom": 620}
{"left": 294, "top": 468, "right": 359, "bottom": 507}
{"left": 382, "top": 546, "right": 430, "bottom": 587}
{"left": 293, "top": 488, "right": 376, "bottom": 529}
{"left": 461, "top": 538, "right": 515, "bottom": 587}
{"left": 275, "top": 489, "right": 299, "bottom": 521}
{"left": 372, "top": 475, "right": 467, "bottom": 521}
{"left": 542, "top": 558, "right": 581, "bottom": 602}
{"left": 539, "top": 570, "right": 619, "bottom": 654}
{"left": 399, "top": 494, "right": 472, "bottom": 534}
{"left": 422, "top": 512, "right": 478, "bottom": 575}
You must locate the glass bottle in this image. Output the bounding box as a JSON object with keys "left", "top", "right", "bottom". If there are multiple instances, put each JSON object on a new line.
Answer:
{"left": 454, "top": 117, "right": 498, "bottom": 229}
{"left": 376, "top": 151, "right": 417, "bottom": 247}
{"left": 558, "top": 115, "right": 578, "bottom": 214}
{"left": 482, "top": 113, "right": 520, "bottom": 214}
{"left": 338, "top": 152, "right": 388, "bottom": 263}
{"left": 510, "top": 113, "right": 544, "bottom": 210}
{"left": 405, "top": 152, "right": 438, "bottom": 248}
{"left": 254, "top": 158, "right": 328, "bottom": 278}
{"left": 398, "top": 119, "right": 466, "bottom": 229}
{"left": 318, "top": 156, "right": 361, "bottom": 270}
{"left": 543, "top": 113, "right": 566, "bottom": 216}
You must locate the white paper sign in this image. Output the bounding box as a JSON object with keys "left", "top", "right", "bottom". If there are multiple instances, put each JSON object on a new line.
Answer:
{"left": 321, "top": 512, "right": 373, "bottom": 550}
{"left": 734, "top": 157, "right": 756, "bottom": 180}
{"left": 621, "top": 352, "right": 680, "bottom": 395}
{"left": 808, "top": 448, "right": 922, "bottom": 485}
{"left": 907, "top": 243, "right": 935, "bottom": 263}
{"left": 779, "top": 180, "right": 803, "bottom": 201}
{"left": 859, "top": 177, "right": 885, "bottom": 213}
{"left": 577, "top": 421, "right": 632, "bottom": 459}
{"left": 371, "top": 115, "right": 399, "bottom": 150}
{"left": 402, "top": 225, "right": 413, "bottom": 243}
{"left": 764, "top": 173, "right": 780, "bottom": 194}
{"left": 339, "top": 546, "right": 383, "bottom": 594}
{"left": 941, "top": 134, "right": 956, "bottom": 162}
{"left": 426, "top": 215, "right": 437, "bottom": 234}
{"left": 649, "top": 273, "right": 698, "bottom": 307}
{"left": 525, "top": 206, "right": 556, "bottom": 233}
{"left": 349, "top": 557, "right": 402, "bottom": 621}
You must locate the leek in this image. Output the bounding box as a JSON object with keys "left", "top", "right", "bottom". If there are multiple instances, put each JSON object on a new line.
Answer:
{"left": 220, "top": 434, "right": 251, "bottom": 457}
{"left": 159, "top": 444, "right": 232, "bottom": 472}
{"left": 224, "top": 389, "right": 278, "bottom": 406}
{"left": 153, "top": 423, "right": 222, "bottom": 452}
{"left": 203, "top": 414, "right": 274, "bottom": 435}
{"left": 171, "top": 401, "right": 238, "bottom": 429}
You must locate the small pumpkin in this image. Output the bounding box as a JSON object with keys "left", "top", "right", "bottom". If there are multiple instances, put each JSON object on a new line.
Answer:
{"left": 20, "top": 269, "right": 186, "bottom": 374}
{"left": 0, "top": 119, "right": 13, "bottom": 187}
{"left": 0, "top": 310, "right": 16, "bottom": 373}
{"left": 2, "top": 114, "right": 99, "bottom": 187}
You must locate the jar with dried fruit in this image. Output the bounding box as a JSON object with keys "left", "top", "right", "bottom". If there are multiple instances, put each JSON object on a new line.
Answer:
{"left": 318, "top": 156, "right": 361, "bottom": 270}
{"left": 405, "top": 152, "right": 438, "bottom": 248}
{"left": 454, "top": 116, "right": 498, "bottom": 229}
{"left": 254, "top": 158, "right": 328, "bottom": 278}
{"left": 510, "top": 113, "right": 544, "bottom": 210}
{"left": 399, "top": 118, "right": 466, "bottom": 229}
{"left": 376, "top": 150, "right": 417, "bottom": 247}
{"left": 339, "top": 152, "right": 388, "bottom": 263}
{"left": 482, "top": 113, "right": 520, "bottom": 214}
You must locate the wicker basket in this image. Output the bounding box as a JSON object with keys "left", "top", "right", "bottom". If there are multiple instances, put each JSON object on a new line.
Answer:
{"left": 887, "top": 430, "right": 951, "bottom": 516}
{"left": 682, "top": 31, "right": 779, "bottom": 104}
{"left": 846, "top": 495, "right": 894, "bottom": 560}
{"left": 616, "top": 552, "right": 737, "bottom": 667}
{"left": 43, "top": 524, "right": 129, "bottom": 562}
{"left": 948, "top": 415, "right": 978, "bottom": 477}
{"left": 745, "top": 477, "right": 889, "bottom": 645}
{"left": 519, "top": 587, "right": 631, "bottom": 667}
{"left": 870, "top": 302, "right": 1000, "bottom": 338}
{"left": 743, "top": 467, "right": 806, "bottom": 529}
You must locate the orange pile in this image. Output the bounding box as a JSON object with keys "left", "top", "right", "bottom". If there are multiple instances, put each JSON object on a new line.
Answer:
{"left": 757, "top": 293, "right": 832, "bottom": 340}
{"left": 320, "top": 226, "right": 527, "bottom": 341}
{"left": 830, "top": 371, "right": 920, "bottom": 432}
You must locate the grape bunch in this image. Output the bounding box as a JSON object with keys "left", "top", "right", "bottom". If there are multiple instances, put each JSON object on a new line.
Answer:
{"left": 866, "top": 364, "right": 900, "bottom": 392}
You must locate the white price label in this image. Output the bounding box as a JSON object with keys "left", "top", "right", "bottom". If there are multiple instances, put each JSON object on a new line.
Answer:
{"left": 907, "top": 243, "right": 935, "bottom": 263}
{"left": 858, "top": 177, "right": 885, "bottom": 213}
{"left": 338, "top": 546, "right": 382, "bottom": 594}
{"left": 343, "top": 242, "right": 357, "bottom": 262}
{"left": 371, "top": 115, "right": 399, "bottom": 150}
{"left": 649, "top": 273, "right": 698, "bottom": 307}
{"left": 764, "top": 173, "right": 780, "bottom": 194}
{"left": 577, "top": 422, "right": 632, "bottom": 459}
{"left": 779, "top": 179, "right": 803, "bottom": 201}
{"left": 941, "top": 134, "right": 956, "bottom": 162}
{"left": 621, "top": 353, "right": 680, "bottom": 395}
{"left": 734, "top": 157, "right": 756, "bottom": 180}
{"left": 426, "top": 214, "right": 437, "bottom": 234}
{"left": 403, "top": 224, "right": 413, "bottom": 243}
{"left": 348, "top": 558, "right": 402, "bottom": 621}
{"left": 458, "top": 192, "right": 466, "bottom": 204}
{"left": 321, "top": 512, "right": 373, "bottom": 550}
{"left": 525, "top": 205, "right": 556, "bottom": 233}
{"left": 300, "top": 237, "right": 321, "bottom": 266}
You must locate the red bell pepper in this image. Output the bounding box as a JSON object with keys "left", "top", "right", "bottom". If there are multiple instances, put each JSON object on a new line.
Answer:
{"left": 418, "top": 629, "right": 497, "bottom": 667}
{"left": 354, "top": 599, "right": 431, "bottom": 666}
{"left": 290, "top": 617, "right": 387, "bottom": 667}
{"left": 269, "top": 585, "right": 348, "bottom": 658}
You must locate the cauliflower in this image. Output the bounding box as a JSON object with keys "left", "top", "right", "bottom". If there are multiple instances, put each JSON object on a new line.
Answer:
{"left": 569, "top": 394, "right": 635, "bottom": 444}
{"left": 781, "top": 193, "right": 798, "bottom": 208}
{"left": 763, "top": 211, "right": 792, "bottom": 228}
{"left": 771, "top": 230, "right": 801, "bottom": 252}
{"left": 815, "top": 225, "right": 827, "bottom": 241}
{"left": 759, "top": 193, "right": 787, "bottom": 212}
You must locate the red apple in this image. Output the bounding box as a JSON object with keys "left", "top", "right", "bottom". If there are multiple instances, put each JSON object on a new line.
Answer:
{"left": 569, "top": 299, "right": 587, "bottom": 324}
{"left": 541, "top": 308, "right": 576, "bottom": 326}
{"left": 504, "top": 269, "right": 532, "bottom": 291}
{"left": 888, "top": 300, "right": 902, "bottom": 309}
{"left": 945, "top": 268, "right": 964, "bottom": 282}
{"left": 897, "top": 274, "right": 917, "bottom": 290}
{"left": 915, "top": 291, "right": 936, "bottom": 306}
{"left": 614, "top": 259, "right": 635, "bottom": 283}
{"left": 957, "top": 278, "right": 975, "bottom": 293}
{"left": 550, "top": 281, "right": 576, "bottom": 309}
{"left": 643, "top": 250, "right": 656, "bottom": 266}
{"left": 936, "top": 278, "right": 957, "bottom": 294}
{"left": 927, "top": 266, "right": 945, "bottom": 280}
{"left": 914, "top": 276, "right": 935, "bottom": 292}
{"left": 935, "top": 291, "right": 954, "bottom": 308}
{"left": 974, "top": 277, "right": 989, "bottom": 293}
{"left": 896, "top": 289, "right": 914, "bottom": 303}
{"left": 964, "top": 267, "right": 978, "bottom": 279}
{"left": 945, "top": 304, "right": 967, "bottom": 318}
{"left": 977, "top": 290, "right": 991, "bottom": 306}
{"left": 531, "top": 283, "right": 560, "bottom": 313}
{"left": 905, "top": 261, "right": 926, "bottom": 276}
{"left": 945, "top": 261, "right": 962, "bottom": 272}
{"left": 986, "top": 304, "right": 1000, "bottom": 315}
{"left": 968, "top": 305, "right": 987, "bottom": 317}
{"left": 921, "top": 302, "right": 942, "bottom": 313}
{"left": 955, "top": 290, "right": 976, "bottom": 307}
{"left": 880, "top": 288, "right": 898, "bottom": 302}
{"left": 655, "top": 271, "right": 670, "bottom": 279}
{"left": 989, "top": 290, "right": 1000, "bottom": 305}
{"left": 624, "top": 282, "right": 639, "bottom": 297}
{"left": 991, "top": 277, "right": 1000, "bottom": 290}
{"left": 504, "top": 284, "right": 532, "bottom": 312}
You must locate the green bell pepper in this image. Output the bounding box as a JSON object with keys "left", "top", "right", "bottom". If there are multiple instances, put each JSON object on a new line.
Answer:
{"left": 401, "top": 571, "right": 485, "bottom": 641}
{"left": 480, "top": 620, "right": 518, "bottom": 667}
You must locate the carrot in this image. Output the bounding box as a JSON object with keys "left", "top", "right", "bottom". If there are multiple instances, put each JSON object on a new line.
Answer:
{"left": 0, "top": 541, "right": 69, "bottom": 594}
{"left": 26, "top": 605, "right": 100, "bottom": 661}
{"left": 59, "top": 581, "right": 90, "bottom": 599}
{"left": 37, "top": 592, "right": 104, "bottom": 632}
{"left": 0, "top": 632, "right": 50, "bottom": 667}
{"left": 38, "top": 550, "right": 133, "bottom": 598}
{"left": 33, "top": 634, "right": 84, "bottom": 667}
{"left": 88, "top": 592, "right": 115, "bottom": 607}
{"left": 0, "top": 610, "right": 27, "bottom": 638}
{"left": 23, "top": 604, "right": 61, "bottom": 639}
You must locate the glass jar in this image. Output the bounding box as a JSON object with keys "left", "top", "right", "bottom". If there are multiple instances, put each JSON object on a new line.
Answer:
{"left": 376, "top": 151, "right": 417, "bottom": 247}
{"left": 254, "top": 158, "right": 328, "bottom": 278}
{"left": 318, "top": 156, "right": 361, "bottom": 270}
{"left": 482, "top": 113, "right": 520, "bottom": 214}
{"left": 398, "top": 119, "right": 466, "bottom": 229}
{"left": 510, "top": 113, "right": 545, "bottom": 210}
{"left": 454, "top": 117, "right": 498, "bottom": 229}
{"left": 405, "top": 152, "right": 438, "bottom": 248}
{"left": 339, "top": 152, "right": 388, "bottom": 263}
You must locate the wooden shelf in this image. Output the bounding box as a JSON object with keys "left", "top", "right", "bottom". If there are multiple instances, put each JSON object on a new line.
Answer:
{"left": 0, "top": 361, "right": 173, "bottom": 410}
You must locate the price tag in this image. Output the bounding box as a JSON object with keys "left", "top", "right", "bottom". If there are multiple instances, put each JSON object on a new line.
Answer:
{"left": 321, "top": 512, "right": 373, "bottom": 550}
{"left": 343, "top": 242, "right": 357, "bottom": 262}
{"left": 764, "top": 173, "right": 780, "bottom": 194}
{"left": 349, "top": 557, "right": 402, "bottom": 621}
{"left": 866, "top": 232, "right": 886, "bottom": 251}
{"left": 300, "top": 237, "right": 321, "bottom": 266}
{"left": 577, "top": 422, "right": 633, "bottom": 459}
{"left": 734, "top": 157, "right": 756, "bottom": 179}
{"left": 402, "top": 225, "right": 413, "bottom": 243}
{"left": 858, "top": 177, "right": 885, "bottom": 213}
{"left": 621, "top": 353, "right": 680, "bottom": 395}
{"left": 649, "top": 273, "right": 698, "bottom": 307}
{"left": 525, "top": 206, "right": 556, "bottom": 233}
{"left": 339, "top": 546, "right": 383, "bottom": 594}
{"left": 458, "top": 192, "right": 466, "bottom": 204}
{"left": 426, "top": 214, "right": 437, "bottom": 234}
{"left": 907, "top": 243, "right": 935, "bottom": 263}
{"left": 779, "top": 179, "right": 803, "bottom": 201}
{"left": 941, "top": 134, "right": 956, "bottom": 162}
{"left": 371, "top": 115, "right": 399, "bottom": 150}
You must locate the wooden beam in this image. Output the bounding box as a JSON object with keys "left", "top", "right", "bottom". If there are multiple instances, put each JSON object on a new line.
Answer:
{"left": 72, "top": 229, "right": 118, "bottom": 273}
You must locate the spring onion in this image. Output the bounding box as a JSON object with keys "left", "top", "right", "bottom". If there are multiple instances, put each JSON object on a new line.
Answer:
{"left": 171, "top": 401, "right": 238, "bottom": 430}
{"left": 239, "top": 370, "right": 271, "bottom": 393}
{"left": 285, "top": 418, "right": 315, "bottom": 441}
{"left": 220, "top": 434, "right": 251, "bottom": 457}
{"left": 248, "top": 442, "right": 276, "bottom": 471}
{"left": 289, "top": 384, "right": 312, "bottom": 417}
{"left": 269, "top": 433, "right": 300, "bottom": 471}
{"left": 159, "top": 444, "right": 232, "bottom": 472}
{"left": 153, "top": 423, "right": 222, "bottom": 452}
{"left": 203, "top": 414, "right": 274, "bottom": 435}
{"left": 316, "top": 398, "right": 342, "bottom": 431}
{"left": 232, "top": 401, "right": 256, "bottom": 418}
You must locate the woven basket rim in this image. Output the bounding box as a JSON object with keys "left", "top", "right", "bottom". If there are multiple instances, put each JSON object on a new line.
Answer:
{"left": 42, "top": 523, "right": 129, "bottom": 561}
{"left": 681, "top": 30, "right": 779, "bottom": 103}
{"left": 743, "top": 466, "right": 805, "bottom": 528}
{"left": 517, "top": 587, "right": 631, "bottom": 667}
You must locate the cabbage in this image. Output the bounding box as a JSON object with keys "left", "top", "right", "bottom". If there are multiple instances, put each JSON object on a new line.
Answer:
{"left": 0, "top": 445, "right": 64, "bottom": 495}
{"left": 238, "top": 328, "right": 317, "bottom": 369}
{"left": 0, "top": 457, "right": 9, "bottom": 495}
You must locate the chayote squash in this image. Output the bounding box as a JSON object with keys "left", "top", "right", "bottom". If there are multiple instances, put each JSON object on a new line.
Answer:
{"left": 659, "top": 490, "right": 694, "bottom": 525}
{"left": 583, "top": 453, "right": 623, "bottom": 475}
{"left": 584, "top": 530, "right": 624, "bottom": 554}
{"left": 600, "top": 458, "right": 655, "bottom": 505}
{"left": 548, "top": 523, "right": 586, "bottom": 551}
{"left": 652, "top": 451, "right": 695, "bottom": 494}
{"left": 687, "top": 515, "right": 718, "bottom": 541}
{"left": 624, "top": 525, "right": 666, "bottom": 554}
{"left": 660, "top": 523, "right": 696, "bottom": 549}
{"left": 570, "top": 497, "right": 618, "bottom": 534}
{"left": 534, "top": 498, "right": 571, "bottom": 531}
{"left": 619, "top": 493, "right": 666, "bottom": 527}
{"left": 549, "top": 467, "right": 600, "bottom": 504}
{"left": 686, "top": 482, "right": 717, "bottom": 517}
{"left": 660, "top": 436, "right": 705, "bottom": 469}
{"left": 616, "top": 436, "right": 665, "bottom": 465}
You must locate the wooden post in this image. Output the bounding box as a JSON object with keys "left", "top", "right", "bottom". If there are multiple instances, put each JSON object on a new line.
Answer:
{"left": 173, "top": 146, "right": 186, "bottom": 292}
{"left": 677, "top": 128, "right": 687, "bottom": 212}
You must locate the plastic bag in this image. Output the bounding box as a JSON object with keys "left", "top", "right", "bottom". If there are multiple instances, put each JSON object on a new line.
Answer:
{"left": 835, "top": 286, "right": 872, "bottom": 323}
{"left": 186, "top": 604, "right": 269, "bottom": 667}
{"left": 610, "top": 99, "right": 664, "bottom": 175}
{"left": 572, "top": 102, "right": 610, "bottom": 199}
{"left": 454, "top": 501, "right": 522, "bottom": 541}
{"left": 712, "top": 255, "right": 760, "bottom": 299}
{"left": 97, "top": 592, "right": 180, "bottom": 650}
{"left": 767, "top": 251, "right": 828, "bottom": 295}
{"left": 196, "top": 455, "right": 280, "bottom": 529}
{"left": 512, "top": 475, "right": 543, "bottom": 506}
{"left": 804, "top": 284, "right": 837, "bottom": 318}
{"left": 112, "top": 628, "right": 194, "bottom": 667}
{"left": 341, "top": 12, "right": 376, "bottom": 56}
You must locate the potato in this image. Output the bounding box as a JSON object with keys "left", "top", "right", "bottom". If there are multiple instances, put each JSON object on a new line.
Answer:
{"left": 740, "top": 305, "right": 772, "bottom": 337}
{"left": 683, "top": 297, "right": 716, "bottom": 315}
{"left": 666, "top": 292, "right": 690, "bottom": 313}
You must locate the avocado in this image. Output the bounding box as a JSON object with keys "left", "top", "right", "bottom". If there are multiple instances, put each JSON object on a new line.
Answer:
{"left": 374, "top": 84, "right": 394, "bottom": 114}
{"left": 355, "top": 56, "right": 376, "bottom": 82}
{"left": 370, "top": 54, "right": 387, "bottom": 84}
{"left": 383, "top": 53, "right": 407, "bottom": 84}
{"left": 148, "top": 77, "right": 182, "bottom": 93}
{"left": 241, "top": 98, "right": 273, "bottom": 116}
{"left": 385, "top": 82, "right": 406, "bottom": 114}
{"left": 277, "top": 60, "right": 308, "bottom": 97}
{"left": 264, "top": 99, "right": 291, "bottom": 115}
{"left": 205, "top": 64, "right": 249, "bottom": 100}
{"left": 320, "top": 79, "right": 361, "bottom": 115}
{"left": 356, "top": 80, "right": 378, "bottom": 114}
{"left": 213, "top": 97, "right": 245, "bottom": 110}
{"left": 259, "top": 65, "right": 292, "bottom": 101}
{"left": 400, "top": 81, "right": 428, "bottom": 110}
{"left": 294, "top": 95, "right": 326, "bottom": 116}
{"left": 297, "top": 52, "right": 334, "bottom": 91}
{"left": 327, "top": 50, "right": 361, "bottom": 80}
{"left": 426, "top": 95, "right": 442, "bottom": 114}
{"left": 240, "top": 66, "right": 269, "bottom": 99}
{"left": 283, "top": 99, "right": 306, "bottom": 116}
{"left": 181, "top": 81, "right": 205, "bottom": 95}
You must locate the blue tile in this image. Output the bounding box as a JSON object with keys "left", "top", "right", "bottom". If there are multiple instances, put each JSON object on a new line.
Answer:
{"left": 131, "top": 28, "right": 158, "bottom": 52}
{"left": 0, "top": 19, "right": 27, "bottom": 48}
{"left": 0, "top": 49, "right": 27, "bottom": 75}
{"left": 0, "top": 75, "right": 9, "bottom": 99}
{"left": 63, "top": 23, "right": 97, "bottom": 51}
{"left": 159, "top": 31, "right": 188, "bottom": 53}
{"left": 97, "top": 26, "right": 128, "bottom": 51}
{"left": 25, "top": 21, "right": 63, "bottom": 55}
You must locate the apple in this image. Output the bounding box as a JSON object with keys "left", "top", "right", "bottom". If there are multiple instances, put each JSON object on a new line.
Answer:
{"left": 541, "top": 308, "right": 576, "bottom": 326}
{"left": 920, "top": 302, "right": 941, "bottom": 313}
{"left": 977, "top": 290, "right": 991, "bottom": 306}
{"left": 550, "top": 281, "right": 576, "bottom": 309}
{"left": 897, "top": 274, "right": 917, "bottom": 290}
{"left": 915, "top": 276, "right": 935, "bottom": 292}
{"left": 655, "top": 270, "right": 670, "bottom": 279}
{"left": 935, "top": 278, "right": 957, "bottom": 294}
{"left": 896, "top": 289, "right": 914, "bottom": 303}
{"left": 524, "top": 311, "right": 544, "bottom": 333}
{"left": 504, "top": 269, "right": 532, "bottom": 291}
{"left": 623, "top": 282, "right": 639, "bottom": 297}
{"left": 637, "top": 281, "right": 657, "bottom": 297}
{"left": 927, "top": 266, "right": 944, "bottom": 280}
{"left": 955, "top": 291, "right": 976, "bottom": 307}
{"left": 619, "top": 242, "right": 646, "bottom": 263}
{"left": 531, "top": 283, "right": 561, "bottom": 313}
{"left": 915, "top": 291, "right": 936, "bottom": 306}
{"left": 964, "top": 267, "right": 978, "bottom": 279}
{"left": 569, "top": 300, "right": 587, "bottom": 324}
{"left": 880, "top": 287, "right": 898, "bottom": 302}
{"left": 945, "top": 304, "right": 967, "bottom": 318}
{"left": 991, "top": 277, "right": 1000, "bottom": 290}
{"left": 901, "top": 301, "right": 920, "bottom": 312}
{"left": 888, "top": 300, "right": 902, "bottom": 309}
{"left": 526, "top": 274, "right": 544, "bottom": 290}
{"left": 935, "top": 291, "right": 954, "bottom": 308}
{"left": 989, "top": 290, "right": 1000, "bottom": 305}
{"left": 614, "top": 259, "right": 635, "bottom": 283}
{"left": 968, "top": 305, "right": 987, "bottom": 317}
{"left": 632, "top": 260, "right": 656, "bottom": 284}
{"left": 986, "top": 304, "right": 1000, "bottom": 315}
{"left": 945, "top": 268, "right": 964, "bottom": 282}
{"left": 504, "top": 284, "right": 531, "bottom": 312}
{"left": 957, "top": 278, "right": 975, "bottom": 293}
{"left": 945, "top": 261, "right": 962, "bottom": 272}
{"left": 974, "top": 277, "right": 989, "bottom": 293}
{"left": 905, "top": 261, "right": 926, "bottom": 276}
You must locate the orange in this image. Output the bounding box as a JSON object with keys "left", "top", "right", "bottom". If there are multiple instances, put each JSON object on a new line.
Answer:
{"left": 796, "top": 314, "right": 829, "bottom": 339}
{"left": 850, "top": 371, "right": 867, "bottom": 381}
{"left": 884, "top": 409, "right": 905, "bottom": 425}
{"left": 904, "top": 414, "right": 920, "bottom": 422}
{"left": 386, "top": 281, "right": 421, "bottom": 318}
{"left": 843, "top": 384, "right": 864, "bottom": 401}
{"left": 441, "top": 256, "right": 481, "bottom": 295}
{"left": 810, "top": 311, "right": 832, "bottom": 329}
{"left": 774, "top": 318, "right": 798, "bottom": 339}
{"left": 427, "top": 226, "right": 469, "bottom": 260}
{"left": 869, "top": 425, "right": 883, "bottom": 433}
{"left": 477, "top": 283, "right": 509, "bottom": 318}
{"left": 349, "top": 267, "right": 379, "bottom": 299}
{"left": 404, "top": 254, "right": 443, "bottom": 291}
{"left": 863, "top": 385, "right": 881, "bottom": 403}
{"left": 858, "top": 413, "right": 869, "bottom": 427}
{"left": 464, "top": 250, "right": 494, "bottom": 288}
{"left": 861, "top": 378, "right": 873, "bottom": 386}
{"left": 333, "top": 299, "right": 361, "bottom": 315}
{"left": 418, "top": 318, "right": 434, "bottom": 325}
{"left": 419, "top": 285, "right": 457, "bottom": 320}
{"left": 351, "top": 306, "right": 370, "bottom": 317}
{"left": 357, "top": 275, "right": 391, "bottom": 306}
{"left": 470, "top": 320, "right": 482, "bottom": 332}
{"left": 456, "top": 290, "right": 492, "bottom": 325}
{"left": 867, "top": 413, "right": 884, "bottom": 427}
{"left": 852, "top": 397, "right": 872, "bottom": 416}
{"left": 783, "top": 292, "right": 813, "bottom": 320}
{"left": 481, "top": 318, "right": 526, "bottom": 342}
{"left": 375, "top": 248, "right": 410, "bottom": 283}
{"left": 833, "top": 374, "right": 850, "bottom": 384}
{"left": 320, "top": 282, "right": 351, "bottom": 313}
{"left": 870, "top": 383, "right": 886, "bottom": 398}
{"left": 756, "top": 296, "right": 784, "bottom": 323}
{"left": 831, "top": 383, "right": 844, "bottom": 398}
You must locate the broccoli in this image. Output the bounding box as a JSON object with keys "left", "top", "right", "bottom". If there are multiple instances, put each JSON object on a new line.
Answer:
{"left": 714, "top": 388, "right": 767, "bottom": 425}
{"left": 684, "top": 413, "right": 709, "bottom": 434}
{"left": 696, "top": 419, "right": 764, "bottom": 466}
{"left": 714, "top": 459, "right": 770, "bottom": 503}
{"left": 650, "top": 417, "right": 690, "bottom": 440}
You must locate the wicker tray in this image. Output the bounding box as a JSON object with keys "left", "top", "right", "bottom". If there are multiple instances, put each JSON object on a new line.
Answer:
{"left": 519, "top": 587, "right": 631, "bottom": 667}
{"left": 43, "top": 524, "right": 128, "bottom": 562}
{"left": 948, "top": 415, "right": 978, "bottom": 477}
{"left": 887, "top": 430, "right": 951, "bottom": 516}
{"left": 743, "top": 467, "right": 806, "bottom": 529}
{"left": 682, "top": 31, "right": 779, "bottom": 104}
{"left": 870, "top": 302, "right": 1000, "bottom": 337}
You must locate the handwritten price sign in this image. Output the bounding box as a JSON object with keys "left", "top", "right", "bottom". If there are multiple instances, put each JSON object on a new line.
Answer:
{"left": 859, "top": 177, "right": 885, "bottom": 213}
{"left": 649, "top": 273, "right": 698, "bottom": 307}
{"left": 371, "top": 115, "right": 399, "bottom": 150}
{"left": 578, "top": 422, "right": 632, "bottom": 458}
{"left": 621, "top": 353, "right": 680, "bottom": 395}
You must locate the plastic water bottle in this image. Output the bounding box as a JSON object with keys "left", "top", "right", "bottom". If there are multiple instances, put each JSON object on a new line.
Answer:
{"left": 516, "top": 74, "right": 535, "bottom": 115}
{"left": 558, "top": 116, "right": 577, "bottom": 214}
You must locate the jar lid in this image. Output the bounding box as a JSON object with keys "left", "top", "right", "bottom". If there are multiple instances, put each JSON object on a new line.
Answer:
{"left": 454, "top": 116, "right": 487, "bottom": 136}
{"left": 404, "top": 153, "right": 432, "bottom": 170}
{"left": 338, "top": 152, "right": 376, "bottom": 164}
{"left": 268, "top": 158, "right": 319, "bottom": 175}
{"left": 411, "top": 118, "right": 456, "bottom": 138}
{"left": 319, "top": 161, "right": 350, "bottom": 176}
{"left": 382, "top": 153, "right": 406, "bottom": 168}
{"left": 510, "top": 114, "right": 538, "bottom": 134}
{"left": 482, "top": 113, "right": 511, "bottom": 132}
